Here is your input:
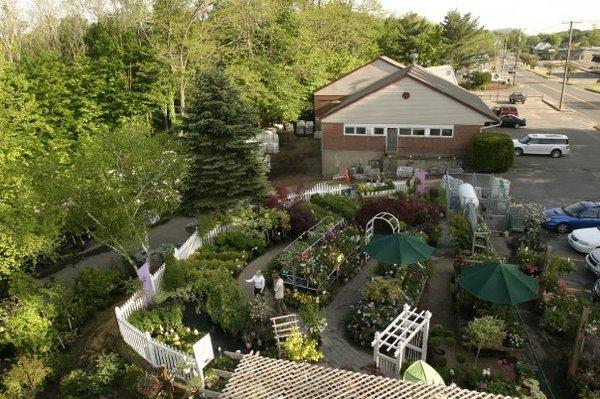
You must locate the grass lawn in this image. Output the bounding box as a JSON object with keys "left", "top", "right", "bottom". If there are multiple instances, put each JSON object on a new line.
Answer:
{"left": 585, "top": 84, "right": 600, "bottom": 94}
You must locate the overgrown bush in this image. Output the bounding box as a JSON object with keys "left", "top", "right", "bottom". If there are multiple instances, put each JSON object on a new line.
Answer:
{"left": 354, "top": 197, "right": 441, "bottom": 231}
{"left": 162, "top": 257, "right": 193, "bottom": 291}
{"left": 310, "top": 194, "right": 359, "bottom": 220}
{"left": 2, "top": 356, "right": 50, "bottom": 397}
{"left": 190, "top": 269, "right": 249, "bottom": 335}
{"left": 471, "top": 71, "right": 492, "bottom": 89}
{"left": 299, "top": 302, "right": 327, "bottom": 340}
{"left": 470, "top": 133, "right": 514, "bottom": 173}
{"left": 449, "top": 213, "right": 471, "bottom": 253}
{"left": 73, "top": 267, "right": 122, "bottom": 315}
{"left": 213, "top": 231, "right": 266, "bottom": 254}
{"left": 59, "top": 353, "right": 125, "bottom": 399}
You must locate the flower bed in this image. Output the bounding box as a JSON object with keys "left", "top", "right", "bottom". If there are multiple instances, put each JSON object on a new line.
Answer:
{"left": 129, "top": 303, "right": 204, "bottom": 354}
{"left": 275, "top": 222, "right": 362, "bottom": 294}
{"left": 346, "top": 266, "right": 429, "bottom": 348}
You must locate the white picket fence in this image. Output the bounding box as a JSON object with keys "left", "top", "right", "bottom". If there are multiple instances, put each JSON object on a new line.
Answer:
{"left": 115, "top": 227, "right": 227, "bottom": 383}
{"left": 359, "top": 180, "right": 408, "bottom": 198}
{"left": 287, "top": 182, "right": 352, "bottom": 202}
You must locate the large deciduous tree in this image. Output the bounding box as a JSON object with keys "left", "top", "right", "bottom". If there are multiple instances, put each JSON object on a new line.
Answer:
{"left": 69, "top": 117, "right": 188, "bottom": 268}
{"left": 184, "top": 68, "right": 267, "bottom": 211}
{"left": 0, "top": 58, "right": 68, "bottom": 278}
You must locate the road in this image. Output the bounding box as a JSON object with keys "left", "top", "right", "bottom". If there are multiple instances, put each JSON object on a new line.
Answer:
{"left": 504, "top": 66, "right": 600, "bottom": 125}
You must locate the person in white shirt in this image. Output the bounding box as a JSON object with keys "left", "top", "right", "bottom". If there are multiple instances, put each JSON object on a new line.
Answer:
{"left": 272, "top": 272, "right": 287, "bottom": 315}
{"left": 245, "top": 270, "right": 265, "bottom": 296}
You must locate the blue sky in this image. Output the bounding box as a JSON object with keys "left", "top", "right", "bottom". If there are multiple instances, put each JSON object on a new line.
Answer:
{"left": 380, "top": 0, "right": 600, "bottom": 33}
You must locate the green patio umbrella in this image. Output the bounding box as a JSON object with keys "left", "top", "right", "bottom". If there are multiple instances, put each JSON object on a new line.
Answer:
{"left": 363, "top": 234, "right": 435, "bottom": 265}
{"left": 457, "top": 260, "right": 538, "bottom": 305}
{"left": 403, "top": 360, "right": 445, "bottom": 385}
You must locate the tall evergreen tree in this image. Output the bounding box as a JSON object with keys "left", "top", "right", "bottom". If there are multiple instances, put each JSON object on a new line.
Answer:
{"left": 184, "top": 68, "right": 267, "bottom": 211}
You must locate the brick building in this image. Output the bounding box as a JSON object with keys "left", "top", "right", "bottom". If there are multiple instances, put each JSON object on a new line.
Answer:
{"left": 314, "top": 56, "right": 498, "bottom": 176}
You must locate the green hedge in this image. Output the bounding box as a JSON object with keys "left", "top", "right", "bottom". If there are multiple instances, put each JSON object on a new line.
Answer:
{"left": 470, "top": 132, "right": 514, "bottom": 172}
{"left": 310, "top": 194, "right": 359, "bottom": 220}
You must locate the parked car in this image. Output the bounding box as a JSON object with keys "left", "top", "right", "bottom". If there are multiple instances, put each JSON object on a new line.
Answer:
{"left": 568, "top": 227, "right": 600, "bottom": 253}
{"left": 586, "top": 248, "right": 600, "bottom": 278}
{"left": 513, "top": 134, "right": 570, "bottom": 157}
{"left": 509, "top": 92, "right": 527, "bottom": 103}
{"left": 492, "top": 105, "right": 518, "bottom": 116}
{"left": 544, "top": 200, "right": 600, "bottom": 233}
{"left": 499, "top": 114, "right": 526, "bottom": 128}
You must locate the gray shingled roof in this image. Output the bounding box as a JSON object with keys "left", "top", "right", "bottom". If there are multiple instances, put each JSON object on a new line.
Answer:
{"left": 322, "top": 64, "right": 499, "bottom": 121}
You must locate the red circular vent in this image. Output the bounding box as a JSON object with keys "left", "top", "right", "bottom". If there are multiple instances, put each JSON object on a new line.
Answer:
{"left": 402, "top": 92, "right": 410, "bottom": 99}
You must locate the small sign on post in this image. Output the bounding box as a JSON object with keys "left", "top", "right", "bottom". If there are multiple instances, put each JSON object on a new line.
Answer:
{"left": 193, "top": 334, "right": 215, "bottom": 388}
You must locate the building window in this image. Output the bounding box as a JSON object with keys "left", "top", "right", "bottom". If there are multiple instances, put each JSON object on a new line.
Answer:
{"left": 442, "top": 128, "right": 453, "bottom": 137}
{"left": 412, "top": 128, "right": 425, "bottom": 136}
{"left": 399, "top": 128, "right": 411, "bottom": 136}
{"left": 374, "top": 127, "right": 385, "bottom": 135}
{"left": 355, "top": 127, "right": 367, "bottom": 135}
{"left": 345, "top": 126, "right": 355, "bottom": 134}
{"left": 429, "top": 128, "right": 441, "bottom": 136}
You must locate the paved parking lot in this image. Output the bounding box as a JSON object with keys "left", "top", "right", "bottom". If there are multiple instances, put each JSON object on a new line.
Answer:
{"left": 483, "top": 97, "right": 600, "bottom": 294}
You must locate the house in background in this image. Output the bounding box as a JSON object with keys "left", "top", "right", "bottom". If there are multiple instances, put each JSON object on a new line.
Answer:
{"left": 314, "top": 56, "right": 498, "bottom": 177}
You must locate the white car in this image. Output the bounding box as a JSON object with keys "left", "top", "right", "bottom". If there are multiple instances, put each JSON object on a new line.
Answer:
{"left": 513, "top": 134, "right": 570, "bottom": 158}
{"left": 586, "top": 248, "right": 600, "bottom": 278}
{"left": 568, "top": 227, "right": 600, "bottom": 253}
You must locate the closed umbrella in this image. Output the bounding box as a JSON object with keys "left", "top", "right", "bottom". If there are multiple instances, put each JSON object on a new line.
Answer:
{"left": 457, "top": 259, "right": 537, "bottom": 305}
{"left": 363, "top": 234, "right": 435, "bottom": 265}
{"left": 403, "top": 360, "right": 445, "bottom": 385}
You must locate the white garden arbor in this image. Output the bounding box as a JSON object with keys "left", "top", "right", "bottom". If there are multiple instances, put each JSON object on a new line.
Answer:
{"left": 371, "top": 304, "right": 432, "bottom": 378}
{"left": 364, "top": 212, "right": 401, "bottom": 245}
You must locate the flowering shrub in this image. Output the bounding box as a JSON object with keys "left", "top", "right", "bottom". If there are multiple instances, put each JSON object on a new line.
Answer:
{"left": 128, "top": 304, "right": 202, "bottom": 353}
{"left": 282, "top": 327, "right": 324, "bottom": 363}
{"left": 284, "top": 290, "right": 325, "bottom": 308}
{"left": 346, "top": 278, "right": 407, "bottom": 347}
{"left": 541, "top": 291, "right": 580, "bottom": 335}
{"left": 299, "top": 302, "right": 327, "bottom": 340}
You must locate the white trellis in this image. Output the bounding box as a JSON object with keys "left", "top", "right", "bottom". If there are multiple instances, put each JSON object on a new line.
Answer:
{"left": 371, "top": 304, "right": 432, "bottom": 378}
{"left": 270, "top": 314, "right": 300, "bottom": 356}
{"left": 365, "top": 212, "right": 401, "bottom": 245}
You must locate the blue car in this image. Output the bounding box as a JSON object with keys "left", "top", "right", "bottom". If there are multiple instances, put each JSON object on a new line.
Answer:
{"left": 544, "top": 201, "right": 600, "bottom": 233}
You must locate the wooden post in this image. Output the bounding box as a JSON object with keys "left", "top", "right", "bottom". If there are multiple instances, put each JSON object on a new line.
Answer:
{"left": 568, "top": 307, "right": 590, "bottom": 377}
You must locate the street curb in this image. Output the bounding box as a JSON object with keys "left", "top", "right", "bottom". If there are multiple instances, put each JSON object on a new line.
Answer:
{"left": 584, "top": 87, "right": 600, "bottom": 95}
{"left": 541, "top": 98, "right": 561, "bottom": 111}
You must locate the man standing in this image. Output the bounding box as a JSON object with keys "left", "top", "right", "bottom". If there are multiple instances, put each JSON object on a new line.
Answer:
{"left": 245, "top": 270, "right": 265, "bottom": 296}
{"left": 272, "top": 272, "right": 287, "bottom": 315}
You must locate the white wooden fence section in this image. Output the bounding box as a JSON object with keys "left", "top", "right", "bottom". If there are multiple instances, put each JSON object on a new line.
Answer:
{"left": 287, "top": 182, "right": 351, "bottom": 202}
{"left": 360, "top": 181, "right": 408, "bottom": 198}
{"left": 115, "top": 226, "right": 227, "bottom": 383}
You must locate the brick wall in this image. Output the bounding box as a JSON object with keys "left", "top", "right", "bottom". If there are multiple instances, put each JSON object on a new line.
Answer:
{"left": 322, "top": 123, "right": 386, "bottom": 152}
{"left": 396, "top": 124, "right": 481, "bottom": 156}
{"left": 322, "top": 123, "right": 480, "bottom": 156}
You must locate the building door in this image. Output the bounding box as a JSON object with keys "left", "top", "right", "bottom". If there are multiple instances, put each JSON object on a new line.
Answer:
{"left": 386, "top": 128, "right": 398, "bottom": 153}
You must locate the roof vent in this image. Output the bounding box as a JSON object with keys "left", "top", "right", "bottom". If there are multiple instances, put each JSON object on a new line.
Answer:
{"left": 402, "top": 92, "right": 410, "bottom": 100}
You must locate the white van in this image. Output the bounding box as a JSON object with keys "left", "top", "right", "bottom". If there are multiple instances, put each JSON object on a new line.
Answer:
{"left": 513, "top": 134, "right": 570, "bottom": 158}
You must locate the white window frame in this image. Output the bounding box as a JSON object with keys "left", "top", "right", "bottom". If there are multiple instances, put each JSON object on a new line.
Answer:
{"left": 343, "top": 124, "right": 454, "bottom": 138}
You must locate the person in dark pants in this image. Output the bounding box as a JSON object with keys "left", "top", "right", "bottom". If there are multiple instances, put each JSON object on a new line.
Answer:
{"left": 272, "top": 272, "right": 288, "bottom": 315}
{"left": 245, "top": 270, "right": 265, "bottom": 296}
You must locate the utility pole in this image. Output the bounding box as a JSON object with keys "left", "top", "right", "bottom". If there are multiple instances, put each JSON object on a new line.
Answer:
{"left": 513, "top": 34, "right": 521, "bottom": 86}
{"left": 559, "top": 21, "right": 580, "bottom": 109}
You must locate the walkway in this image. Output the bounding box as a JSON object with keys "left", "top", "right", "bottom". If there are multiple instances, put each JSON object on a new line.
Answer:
{"left": 235, "top": 243, "right": 375, "bottom": 370}
{"left": 44, "top": 216, "right": 196, "bottom": 282}
{"left": 321, "top": 260, "right": 375, "bottom": 371}
{"left": 419, "top": 224, "right": 457, "bottom": 330}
